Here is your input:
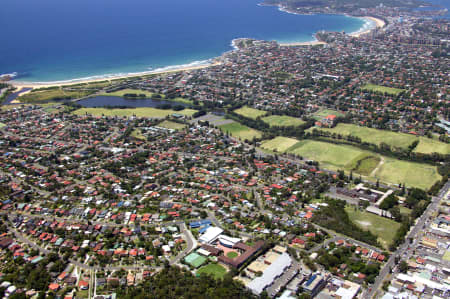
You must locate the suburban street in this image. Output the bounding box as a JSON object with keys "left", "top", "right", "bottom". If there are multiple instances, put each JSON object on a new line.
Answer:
{"left": 367, "top": 181, "right": 450, "bottom": 298}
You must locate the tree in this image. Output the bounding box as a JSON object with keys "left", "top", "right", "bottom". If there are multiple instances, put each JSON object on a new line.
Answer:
{"left": 398, "top": 261, "right": 408, "bottom": 273}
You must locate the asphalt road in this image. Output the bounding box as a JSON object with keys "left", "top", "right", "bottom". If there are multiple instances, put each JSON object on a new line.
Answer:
{"left": 367, "top": 181, "right": 449, "bottom": 298}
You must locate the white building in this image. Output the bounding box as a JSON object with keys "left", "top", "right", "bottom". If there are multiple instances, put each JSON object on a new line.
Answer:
{"left": 198, "top": 226, "right": 223, "bottom": 244}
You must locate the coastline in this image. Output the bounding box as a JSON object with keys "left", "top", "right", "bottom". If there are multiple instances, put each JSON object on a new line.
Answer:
{"left": 349, "top": 16, "right": 385, "bottom": 37}
{"left": 8, "top": 8, "right": 385, "bottom": 89}
{"left": 11, "top": 61, "right": 222, "bottom": 89}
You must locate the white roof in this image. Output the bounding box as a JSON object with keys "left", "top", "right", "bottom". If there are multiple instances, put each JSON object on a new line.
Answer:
{"left": 336, "top": 287, "right": 358, "bottom": 299}
{"left": 218, "top": 235, "right": 241, "bottom": 246}
{"left": 248, "top": 252, "right": 292, "bottom": 295}
{"left": 199, "top": 226, "right": 223, "bottom": 244}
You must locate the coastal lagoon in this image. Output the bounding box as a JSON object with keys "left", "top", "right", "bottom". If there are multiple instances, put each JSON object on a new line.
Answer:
{"left": 1, "top": 0, "right": 367, "bottom": 83}
{"left": 77, "top": 96, "right": 190, "bottom": 108}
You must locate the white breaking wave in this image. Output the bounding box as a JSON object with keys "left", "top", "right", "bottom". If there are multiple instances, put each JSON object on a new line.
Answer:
{"left": 12, "top": 60, "right": 214, "bottom": 85}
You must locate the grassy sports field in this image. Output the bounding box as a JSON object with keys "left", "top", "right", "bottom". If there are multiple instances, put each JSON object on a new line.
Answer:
{"left": 262, "top": 115, "right": 305, "bottom": 127}
{"left": 312, "top": 123, "right": 450, "bottom": 155}
{"left": 312, "top": 109, "right": 345, "bottom": 120}
{"left": 219, "top": 121, "right": 262, "bottom": 140}
{"left": 374, "top": 157, "right": 441, "bottom": 190}
{"left": 158, "top": 120, "right": 187, "bottom": 130}
{"left": 345, "top": 205, "right": 401, "bottom": 250}
{"left": 261, "top": 136, "right": 300, "bottom": 152}
{"left": 346, "top": 154, "right": 381, "bottom": 176}
{"left": 287, "top": 140, "right": 369, "bottom": 170}
{"left": 233, "top": 106, "right": 267, "bottom": 119}
{"left": 362, "top": 84, "right": 405, "bottom": 95}
{"left": 413, "top": 137, "right": 450, "bottom": 155}
{"left": 196, "top": 263, "right": 227, "bottom": 279}
{"left": 261, "top": 137, "right": 441, "bottom": 189}
{"left": 73, "top": 107, "right": 196, "bottom": 118}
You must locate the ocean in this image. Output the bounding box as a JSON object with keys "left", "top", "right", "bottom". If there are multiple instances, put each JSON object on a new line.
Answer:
{"left": 0, "top": 0, "right": 367, "bottom": 83}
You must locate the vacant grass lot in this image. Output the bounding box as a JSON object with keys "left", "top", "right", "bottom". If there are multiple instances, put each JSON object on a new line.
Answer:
{"left": 262, "top": 115, "right": 305, "bottom": 127}
{"left": 362, "top": 84, "right": 405, "bottom": 95}
{"left": 196, "top": 263, "right": 227, "bottom": 279}
{"left": 345, "top": 205, "right": 401, "bottom": 250}
{"left": 73, "top": 107, "right": 196, "bottom": 118}
{"left": 158, "top": 120, "right": 186, "bottom": 130}
{"left": 261, "top": 137, "right": 299, "bottom": 152}
{"left": 219, "top": 122, "right": 262, "bottom": 140}
{"left": 233, "top": 106, "right": 267, "bottom": 119}
{"left": 312, "top": 109, "right": 345, "bottom": 120}
{"left": 374, "top": 158, "right": 441, "bottom": 190}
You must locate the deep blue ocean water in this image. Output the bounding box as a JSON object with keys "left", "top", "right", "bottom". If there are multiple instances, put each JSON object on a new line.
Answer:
{"left": 0, "top": 0, "right": 367, "bottom": 83}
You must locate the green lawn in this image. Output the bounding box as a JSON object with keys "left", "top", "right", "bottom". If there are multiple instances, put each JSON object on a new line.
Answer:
{"left": 197, "top": 263, "right": 227, "bottom": 279}
{"left": 261, "top": 136, "right": 299, "bottom": 152}
{"left": 312, "top": 109, "right": 345, "bottom": 120}
{"left": 262, "top": 115, "right": 305, "bottom": 127}
{"left": 102, "top": 88, "right": 156, "bottom": 98}
{"left": 311, "top": 123, "right": 449, "bottom": 155}
{"left": 226, "top": 252, "right": 238, "bottom": 259}
{"left": 414, "top": 137, "right": 450, "bottom": 155}
{"left": 362, "top": 84, "right": 406, "bottom": 95}
{"left": 312, "top": 123, "right": 418, "bottom": 150}
{"left": 17, "top": 88, "right": 94, "bottom": 103}
{"left": 158, "top": 120, "right": 187, "bottom": 130}
{"left": 345, "top": 205, "right": 401, "bottom": 249}
{"left": 233, "top": 106, "right": 267, "bottom": 119}
{"left": 0, "top": 123, "right": 6, "bottom": 128}
{"left": 443, "top": 250, "right": 450, "bottom": 262}
{"left": 219, "top": 121, "right": 262, "bottom": 140}
{"left": 287, "top": 140, "right": 368, "bottom": 171}
{"left": 374, "top": 158, "right": 441, "bottom": 190}
{"left": 131, "top": 129, "right": 145, "bottom": 140}
{"left": 347, "top": 154, "right": 381, "bottom": 176}
{"left": 263, "top": 137, "right": 441, "bottom": 189}
{"left": 73, "top": 107, "right": 196, "bottom": 118}
{"left": 399, "top": 206, "right": 412, "bottom": 216}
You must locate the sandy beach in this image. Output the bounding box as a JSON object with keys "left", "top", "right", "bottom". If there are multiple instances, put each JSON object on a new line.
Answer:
{"left": 349, "top": 16, "right": 385, "bottom": 37}
{"left": 8, "top": 15, "right": 385, "bottom": 90}
{"left": 280, "top": 40, "right": 327, "bottom": 47}
{"left": 280, "top": 16, "right": 385, "bottom": 46}
{"left": 10, "top": 62, "right": 222, "bottom": 89}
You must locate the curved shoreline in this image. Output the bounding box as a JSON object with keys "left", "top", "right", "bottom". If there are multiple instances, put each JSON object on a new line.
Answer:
{"left": 9, "top": 11, "right": 385, "bottom": 89}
